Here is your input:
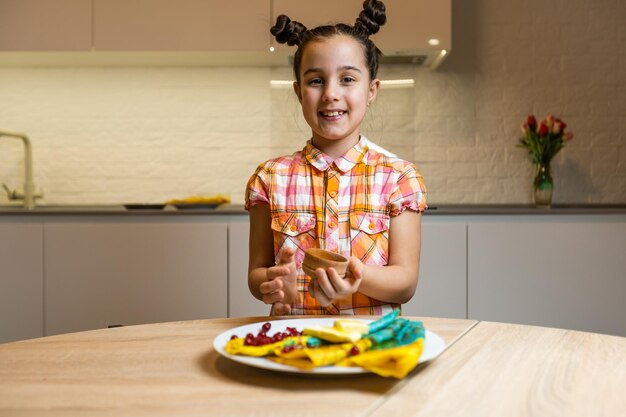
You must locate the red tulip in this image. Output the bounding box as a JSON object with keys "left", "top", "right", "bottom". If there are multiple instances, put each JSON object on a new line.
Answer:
{"left": 517, "top": 114, "right": 572, "bottom": 163}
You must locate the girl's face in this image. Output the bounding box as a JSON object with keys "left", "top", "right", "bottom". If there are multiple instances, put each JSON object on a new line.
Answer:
{"left": 294, "top": 35, "right": 380, "bottom": 154}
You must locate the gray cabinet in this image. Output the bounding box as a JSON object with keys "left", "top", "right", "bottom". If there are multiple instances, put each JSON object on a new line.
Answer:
{"left": 4, "top": 212, "right": 625, "bottom": 341}
{"left": 0, "top": 221, "right": 43, "bottom": 342}
{"left": 228, "top": 217, "right": 270, "bottom": 317}
{"left": 468, "top": 220, "right": 626, "bottom": 336}
{"left": 226, "top": 215, "right": 466, "bottom": 319}
{"left": 403, "top": 220, "right": 466, "bottom": 319}
{"left": 44, "top": 219, "right": 227, "bottom": 335}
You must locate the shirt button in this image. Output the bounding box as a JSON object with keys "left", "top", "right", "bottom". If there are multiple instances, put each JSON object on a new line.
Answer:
{"left": 329, "top": 191, "right": 337, "bottom": 198}
{"left": 290, "top": 225, "right": 297, "bottom": 232}
{"left": 368, "top": 222, "right": 375, "bottom": 230}
{"left": 329, "top": 222, "right": 336, "bottom": 229}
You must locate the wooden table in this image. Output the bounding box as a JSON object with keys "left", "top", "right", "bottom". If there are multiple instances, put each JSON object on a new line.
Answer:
{"left": 1, "top": 316, "right": 624, "bottom": 416}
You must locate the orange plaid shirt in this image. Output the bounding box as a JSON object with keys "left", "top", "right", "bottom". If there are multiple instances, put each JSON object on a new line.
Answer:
{"left": 245, "top": 137, "right": 427, "bottom": 315}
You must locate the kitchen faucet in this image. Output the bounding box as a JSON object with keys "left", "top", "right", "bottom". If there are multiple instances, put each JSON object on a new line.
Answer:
{"left": 0, "top": 130, "right": 43, "bottom": 209}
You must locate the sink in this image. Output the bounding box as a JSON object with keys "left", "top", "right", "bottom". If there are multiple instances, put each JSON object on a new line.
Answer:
{"left": 123, "top": 204, "right": 167, "bottom": 210}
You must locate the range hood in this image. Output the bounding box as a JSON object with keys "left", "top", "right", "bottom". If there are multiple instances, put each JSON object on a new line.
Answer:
{"left": 269, "top": 0, "right": 451, "bottom": 70}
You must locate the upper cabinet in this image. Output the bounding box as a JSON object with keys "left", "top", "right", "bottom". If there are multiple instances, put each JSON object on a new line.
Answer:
{"left": 0, "top": 0, "right": 449, "bottom": 68}
{"left": 93, "top": 0, "right": 270, "bottom": 51}
{"left": 0, "top": 0, "right": 91, "bottom": 51}
{"left": 271, "top": 0, "right": 451, "bottom": 68}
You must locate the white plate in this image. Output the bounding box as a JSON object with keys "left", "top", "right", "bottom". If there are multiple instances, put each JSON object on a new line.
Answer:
{"left": 213, "top": 318, "right": 446, "bottom": 375}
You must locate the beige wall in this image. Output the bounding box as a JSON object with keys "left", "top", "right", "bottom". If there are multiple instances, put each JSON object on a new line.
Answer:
{"left": 1, "top": 0, "right": 624, "bottom": 206}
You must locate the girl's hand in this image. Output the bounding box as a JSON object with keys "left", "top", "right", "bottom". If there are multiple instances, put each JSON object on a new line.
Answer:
{"left": 259, "top": 247, "right": 297, "bottom": 311}
{"left": 309, "top": 256, "right": 364, "bottom": 307}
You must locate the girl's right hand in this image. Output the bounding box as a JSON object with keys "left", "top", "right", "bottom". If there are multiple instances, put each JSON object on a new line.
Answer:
{"left": 259, "top": 247, "right": 297, "bottom": 311}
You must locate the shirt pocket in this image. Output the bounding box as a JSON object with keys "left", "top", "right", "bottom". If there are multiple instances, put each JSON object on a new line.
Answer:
{"left": 271, "top": 212, "right": 317, "bottom": 266}
{"left": 349, "top": 211, "right": 390, "bottom": 264}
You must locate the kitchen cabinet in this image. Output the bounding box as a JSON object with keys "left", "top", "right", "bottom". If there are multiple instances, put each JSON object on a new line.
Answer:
{"left": 402, "top": 221, "right": 466, "bottom": 318}
{"left": 4, "top": 209, "right": 625, "bottom": 341}
{"left": 271, "top": 0, "right": 451, "bottom": 56}
{"left": 228, "top": 217, "right": 270, "bottom": 317}
{"left": 0, "top": 0, "right": 91, "bottom": 51}
{"left": 226, "top": 215, "right": 466, "bottom": 318}
{"left": 468, "top": 220, "right": 626, "bottom": 336}
{"left": 44, "top": 219, "right": 228, "bottom": 336}
{"left": 1, "top": 0, "right": 449, "bottom": 67}
{"left": 0, "top": 221, "right": 43, "bottom": 343}
{"left": 93, "top": 0, "right": 270, "bottom": 51}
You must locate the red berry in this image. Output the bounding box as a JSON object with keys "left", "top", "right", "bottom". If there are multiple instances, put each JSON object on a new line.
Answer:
{"left": 262, "top": 322, "right": 271, "bottom": 332}
{"left": 230, "top": 334, "right": 238, "bottom": 340}
{"left": 350, "top": 345, "right": 360, "bottom": 356}
{"left": 282, "top": 345, "right": 295, "bottom": 353}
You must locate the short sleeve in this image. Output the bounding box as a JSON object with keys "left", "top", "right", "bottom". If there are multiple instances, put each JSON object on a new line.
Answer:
{"left": 388, "top": 163, "right": 427, "bottom": 217}
{"left": 245, "top": 163, "right": 270, "bottom": 210}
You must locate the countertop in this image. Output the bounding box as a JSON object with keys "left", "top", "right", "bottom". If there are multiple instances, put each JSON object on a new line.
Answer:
{"left": 1, "top": 203, "right": 626, "bottom": 216}
{"left": 1, "top": 316, "right": 624, "bottom": 416}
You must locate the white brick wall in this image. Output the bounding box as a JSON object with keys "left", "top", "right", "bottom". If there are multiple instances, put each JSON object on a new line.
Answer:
{"left": 0, "top": 0, "right": 624, "bottom": 206}
{"left": 0, "top": 68, "right": 272, "bottom": 205}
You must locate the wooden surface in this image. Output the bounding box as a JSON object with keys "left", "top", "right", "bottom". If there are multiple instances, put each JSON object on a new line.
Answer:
{"left": 368, "top": 321, "right": 626, "bottom": 417}
{"left": 1, "top": 317, "right": 625, "bottom": 416}
{"left": 0, "top": 316, "right": 474, "bottom": 416}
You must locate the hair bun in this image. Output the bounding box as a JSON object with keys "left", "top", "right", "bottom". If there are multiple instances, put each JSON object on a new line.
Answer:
{"left": 270, "top": 15, "right": 307, "bottom": 46}
{"left": 354, "top": 0, "right": 387, "bottom": 36}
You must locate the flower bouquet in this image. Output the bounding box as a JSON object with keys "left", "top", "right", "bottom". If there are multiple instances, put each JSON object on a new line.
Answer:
{"left": 518, "top": 114, "right": 573, "bottom": 207}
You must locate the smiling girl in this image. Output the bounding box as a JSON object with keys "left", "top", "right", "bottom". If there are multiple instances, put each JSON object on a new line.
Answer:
{"left": 246, "top": 0, "right": 427, "bottom": 316}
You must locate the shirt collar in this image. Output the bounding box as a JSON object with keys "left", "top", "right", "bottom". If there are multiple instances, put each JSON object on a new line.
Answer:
{"left": 304, "top": 137, "right": 369, "bottom": 173}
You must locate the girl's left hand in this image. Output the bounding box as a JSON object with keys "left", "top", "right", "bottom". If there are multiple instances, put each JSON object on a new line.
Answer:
{"left": 309, "top": 256, "right": 364, "bottom": 307}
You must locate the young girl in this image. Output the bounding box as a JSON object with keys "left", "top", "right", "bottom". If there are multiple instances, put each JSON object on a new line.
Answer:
{"left": 246, "top": 0, "right": 426, "bottom": 316}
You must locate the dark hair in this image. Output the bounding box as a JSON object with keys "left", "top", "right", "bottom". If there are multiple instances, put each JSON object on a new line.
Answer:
{"left": 270, "top": 0, "right": 387, "bottom": 84}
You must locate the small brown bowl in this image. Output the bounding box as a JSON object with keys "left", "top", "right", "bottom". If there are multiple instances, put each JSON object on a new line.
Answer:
{"left": 302, "top": 248, "right": 349, "bottom": 279}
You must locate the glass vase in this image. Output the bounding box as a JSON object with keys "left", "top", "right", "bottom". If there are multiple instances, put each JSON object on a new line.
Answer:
{"left": 533, "top": 161, "right": 553, "bottom": 208}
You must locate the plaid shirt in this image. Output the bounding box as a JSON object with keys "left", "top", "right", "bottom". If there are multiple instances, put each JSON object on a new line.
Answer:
{"left": 245, "top": 137, "right": 427, "bottom": 315}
